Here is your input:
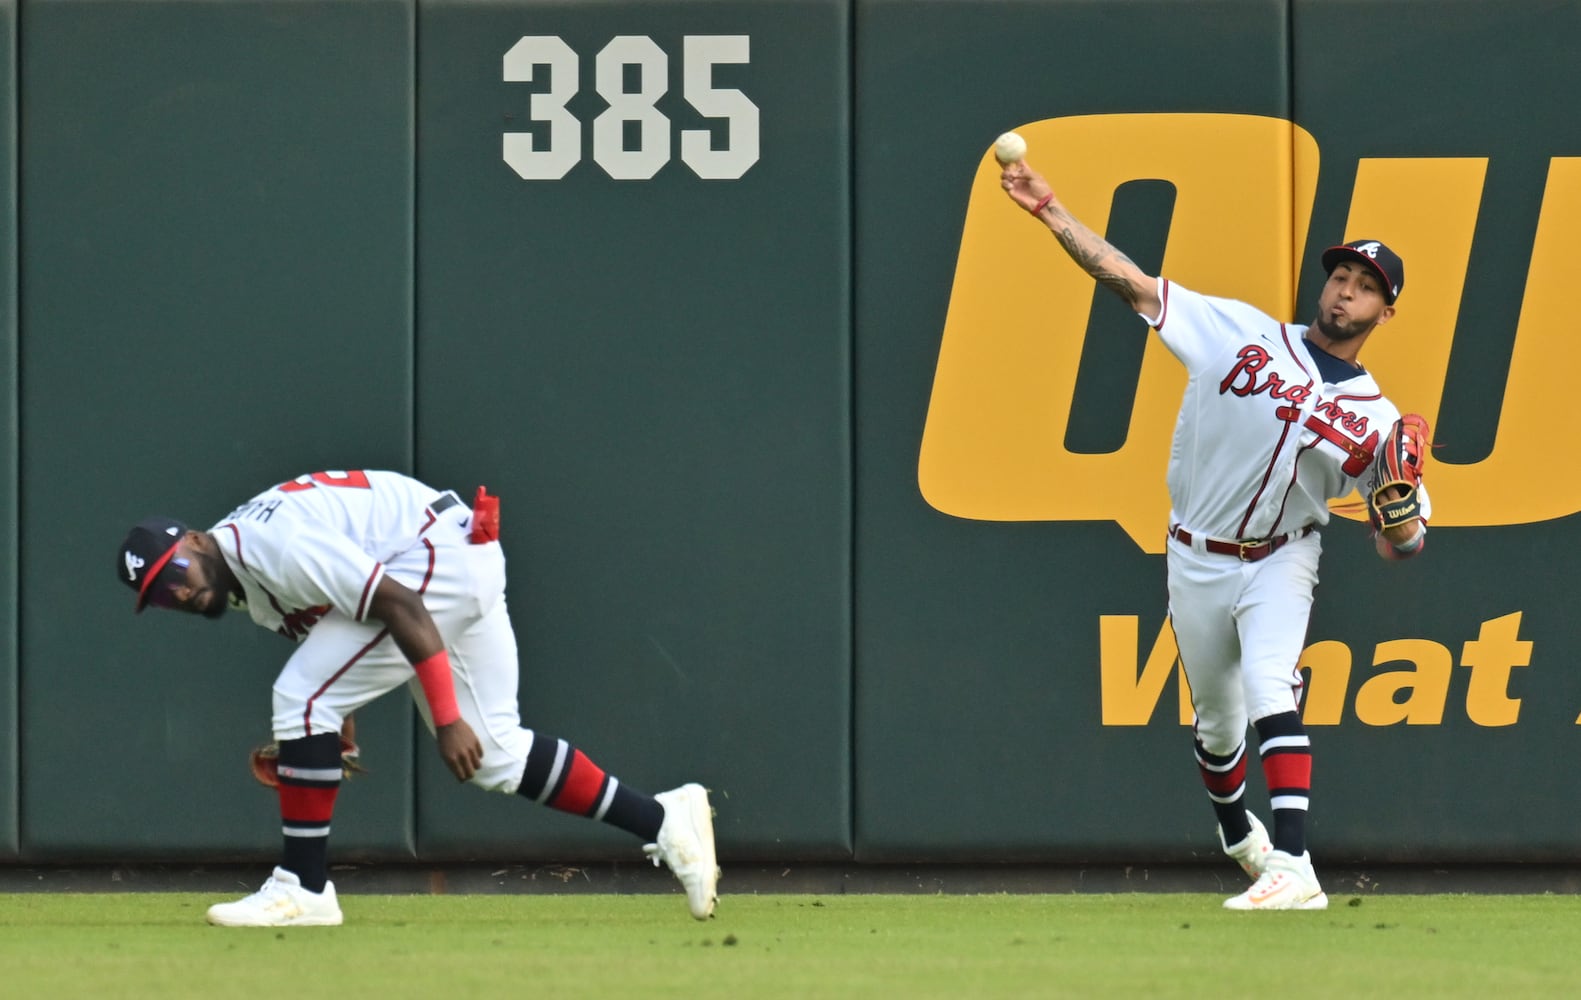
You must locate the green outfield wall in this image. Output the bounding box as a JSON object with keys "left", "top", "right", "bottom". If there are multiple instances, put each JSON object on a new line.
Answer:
{"left": 0, "top": 0, "right": 14, "bottom": 858}
{"left": 4, "top": 0, "right": 1578, "bottom": 867}
{"left": 19, "top": 0, "right": 417, "bottom": 859}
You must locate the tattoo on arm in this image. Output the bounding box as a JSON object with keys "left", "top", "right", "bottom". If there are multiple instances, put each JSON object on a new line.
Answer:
{"left": 1095, "top": 272, "right": 1140, "bottom": 306}
{"left": 1053, "top": 219, "right": 1142, "bottom": 307}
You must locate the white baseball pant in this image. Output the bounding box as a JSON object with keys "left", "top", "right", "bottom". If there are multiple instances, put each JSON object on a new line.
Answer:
{"left": 1165, "top": 530, "right": 1322, "bottom": 755}
{"left": 268, "top": 502, "right": 536, "bottom": 792}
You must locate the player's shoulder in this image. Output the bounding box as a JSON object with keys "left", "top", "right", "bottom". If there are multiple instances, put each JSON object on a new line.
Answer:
{"left": 1369, "top": 392, "right": 1406, "bottom": 422}
{"left": 1338, "top": 387, "right": 1403, "bottom": 433}
{"left": 209, "top": 493, "right": 305, "bottom": 545}
{"left": 261, "top": 469, "right": 429, "bottom": 503}
{"left": 1159, "top": 278, "right": 1282, "bottom": 330}
{"left": 215, "top": 469, "right": 432, "bottom": 530}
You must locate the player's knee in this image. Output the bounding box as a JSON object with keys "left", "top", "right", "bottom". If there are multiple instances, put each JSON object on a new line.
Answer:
{"left": 271, "top": 690, "right": 307, "bottom": 741}
{"left": 1192, "top": 718, "right": 1247, "bottom": 757}
{"left": 467, "top": 749, "right": 531, "bottom": 794}
{"left": 469, "top": 767, "right": 519, "bottom": 794}
{"left": 270, "top": 686, "right": 343, "bottom": 742}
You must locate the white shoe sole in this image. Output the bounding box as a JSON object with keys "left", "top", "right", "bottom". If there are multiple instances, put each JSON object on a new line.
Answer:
{"left": 206, "top": 908, "right": 344, "bottom": 927}
{"left": 1224, "top": 891, "right": 1328, "bottom": 911}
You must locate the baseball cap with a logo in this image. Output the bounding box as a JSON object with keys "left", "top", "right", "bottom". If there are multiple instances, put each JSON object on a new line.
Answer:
{"left": 117, "top": 515, "right": 189, "bottom": 612}
{"left": 1321, "top": 239, "right": 1404, "bottom": 304}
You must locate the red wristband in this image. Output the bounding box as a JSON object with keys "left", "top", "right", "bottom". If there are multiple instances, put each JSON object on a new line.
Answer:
{"left": 412, "top": 650, "right": 461, "bottom": 727}
{"left": 1031, "top": 193, "right": 1053, "bottom": 215}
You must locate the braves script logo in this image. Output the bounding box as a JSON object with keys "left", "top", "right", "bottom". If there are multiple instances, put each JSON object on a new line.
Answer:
{"left": 920, "top": 111, "right": 1580, "bottom": 551}
{"left": 277, "top": 604, "right": 331, "bottom": 641}
{"left": 1219, "top": 344, "right": 1313, "bottom": 405}
{"left": 1219, "top": 344, "right": 1377, "bottom": 474}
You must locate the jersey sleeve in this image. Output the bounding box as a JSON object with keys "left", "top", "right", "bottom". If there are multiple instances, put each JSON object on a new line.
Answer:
{"left": 227, "top": 514, "right": 387, "bottom": 622}
{"left": 1144, "top": 278, "right": 1283, "bottom": 374}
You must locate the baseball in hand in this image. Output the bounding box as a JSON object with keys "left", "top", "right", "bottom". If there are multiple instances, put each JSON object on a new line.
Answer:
{"left": 994, "top": 131, "right": 1027, "bottom": 164}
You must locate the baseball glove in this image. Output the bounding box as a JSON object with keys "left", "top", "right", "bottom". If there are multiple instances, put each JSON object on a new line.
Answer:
{"left": 1367, "top": 413, "right": 1431, "bottom": 531}
{"left": 249, "top": 736, "right": 366, "bottom": 788}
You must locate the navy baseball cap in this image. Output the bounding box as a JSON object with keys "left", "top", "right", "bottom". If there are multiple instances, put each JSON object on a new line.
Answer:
{"left": 117, "top": 515, "right": 189, "bottom": 612}
{"left": 1321, "top": 239, "right": 1404, "bottom": 304}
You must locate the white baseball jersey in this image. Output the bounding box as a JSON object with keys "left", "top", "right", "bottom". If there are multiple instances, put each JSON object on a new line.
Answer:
{"left": 1145, "top": 278, "right": 1431, "bottom": 541}
{"left": 209, "top": 470, "right": 452, "bottom": 640}
{"left": 208, "top": 469, "right": 535, "bottom": 789}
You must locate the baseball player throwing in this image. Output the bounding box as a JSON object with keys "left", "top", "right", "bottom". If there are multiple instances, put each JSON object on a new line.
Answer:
{"left": 117, "top": 469, "right": 720, "bottom": 925}
{"left": 1001, "top": 157, "right": 1430, "bottom": 909}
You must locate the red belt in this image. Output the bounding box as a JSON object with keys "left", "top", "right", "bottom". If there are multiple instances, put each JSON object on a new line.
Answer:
{"left": 1169, "top": 524, "right": 1313, "bottom": 562}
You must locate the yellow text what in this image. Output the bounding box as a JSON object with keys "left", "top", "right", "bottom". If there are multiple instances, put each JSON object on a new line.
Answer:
{"left": 1099, "top": 611, "right": 1542, "bottom": 727}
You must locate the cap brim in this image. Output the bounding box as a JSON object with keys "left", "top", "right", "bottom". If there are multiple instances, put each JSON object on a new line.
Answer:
{"left": 134, "top": 544, "right": 182, "bottom": 613}
{"left": 1322, "top": 246, "right": 1397, "bottom": 304}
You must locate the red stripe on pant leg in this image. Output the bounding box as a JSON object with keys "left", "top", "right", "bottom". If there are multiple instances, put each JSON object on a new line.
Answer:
{"left": 1198, "top": 756, "right": 1247, "bottom": 797}
{"left": 278, "top": 784, "right": 341, "bottom": 824}
{"left": 1261, "top": 750, "right": 1311, "bottom": 792}
{"left": 549, "top": 750, "right": 607, "bottom": 816}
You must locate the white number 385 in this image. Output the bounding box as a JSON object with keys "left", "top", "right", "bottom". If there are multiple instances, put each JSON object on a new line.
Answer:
{"left": 503, "top": 34, "right": 760, "bottom": 182}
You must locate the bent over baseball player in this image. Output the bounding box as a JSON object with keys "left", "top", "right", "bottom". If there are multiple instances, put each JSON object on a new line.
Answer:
{"left": 1001, "top": 159, "right": 1430, "bottom": 910}
{"left": 116, "top": 469, "right": 719, "bottom": 926}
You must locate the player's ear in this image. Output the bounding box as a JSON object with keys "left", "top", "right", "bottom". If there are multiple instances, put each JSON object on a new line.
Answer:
{"left": 1375, "top": 304, "right": 1396, "bottom": 327}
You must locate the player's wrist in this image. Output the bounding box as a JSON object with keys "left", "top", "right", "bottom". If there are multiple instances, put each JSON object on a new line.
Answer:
{"left": 1377, "top": 521, "right": 1425, "bottom": 560}
{"left": 1031, "top": 192, "right": 1053, "bottom": 216}
{"left": 1388, "top": 522, "right": 1425, "bottom": 552}
{"left": 412, "top": 649, "right": 461, "bottom": 727}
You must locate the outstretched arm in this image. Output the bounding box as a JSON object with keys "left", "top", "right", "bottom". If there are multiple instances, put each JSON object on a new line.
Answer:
{"left": 1001, "top": 159, "right": 1162, "bottom": 320}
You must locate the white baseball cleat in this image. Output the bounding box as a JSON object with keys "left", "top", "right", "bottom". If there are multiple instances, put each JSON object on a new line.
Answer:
{"left": 205, "top": 866, "right": 344, "bottom": 927}
{"left": 1218, "top": 811, "right": 1273, "bottom": 878}
{"left": 644, "top": 783, "right": 720, "bottom": 920}
{"left": 1223, "top": 849, "right": 1329, "bottom": 911}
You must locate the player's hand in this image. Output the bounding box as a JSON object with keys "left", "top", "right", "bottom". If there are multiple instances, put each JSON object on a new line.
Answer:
{"left": 1375, "top": 485, "right": 1421, "bottom": 547}
{"left": 436, "top": 719, "right": 483, "bottom": 782}
{"left": 1000, "top": 160, "right": 1053, "bottom": 215}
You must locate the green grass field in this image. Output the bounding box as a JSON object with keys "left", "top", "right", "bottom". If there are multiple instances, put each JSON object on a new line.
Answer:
{"left": 3, "top": 892, "right": 1579, "bottom": 998}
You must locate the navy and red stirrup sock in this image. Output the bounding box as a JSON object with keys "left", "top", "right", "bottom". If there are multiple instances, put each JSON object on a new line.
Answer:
{"left": 1195, "top": 737, "right": 1251, "bottom": 844}
{"left": 1254, "top": 711, "right": 1312, "bottom": 856}
{"left": 276, "top": 731, "right": 344, "bottom": 893}
{"left": 516, "top": 733, "right": 664, "bottom": 842}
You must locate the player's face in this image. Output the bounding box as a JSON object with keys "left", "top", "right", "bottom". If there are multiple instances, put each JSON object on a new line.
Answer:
{"left": 144, "top": 534, "right": 231, "bottom": 619}
{"left": 1313, "top": 261, "right": 1394, "bottom": 342}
